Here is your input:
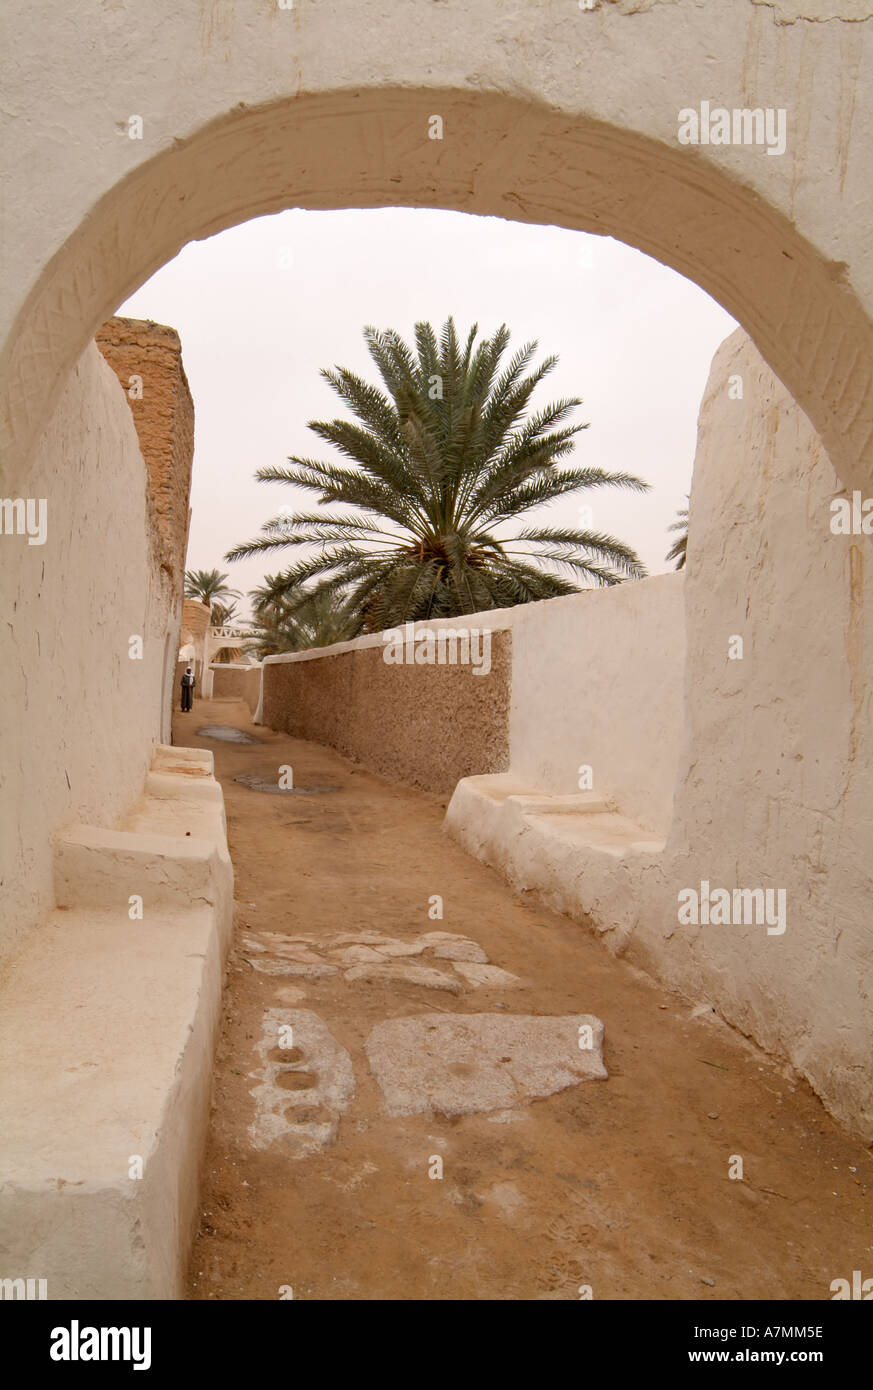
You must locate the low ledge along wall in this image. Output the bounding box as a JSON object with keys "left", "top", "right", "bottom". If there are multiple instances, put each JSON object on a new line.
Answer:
{"left": 262, "top": 628, "right": 511, "bottom": 794}
{"left": 0, "top": 744, "right": 233, "bottom": 1299}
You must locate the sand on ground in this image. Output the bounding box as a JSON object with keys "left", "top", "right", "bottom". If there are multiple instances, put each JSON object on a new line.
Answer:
{"left": 177, "top": 695, "right": 871, "bottom": 1301}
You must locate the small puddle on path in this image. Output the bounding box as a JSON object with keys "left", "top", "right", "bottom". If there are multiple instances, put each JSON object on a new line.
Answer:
{"left": 233, "top": 773, "right": 339, "bottom": 795}
{"left": 196, "top": 726, "right": 262, "bottom": 744}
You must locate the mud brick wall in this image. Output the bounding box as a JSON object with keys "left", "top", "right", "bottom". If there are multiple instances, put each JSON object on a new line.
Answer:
{"left": 210, "top": 665, "right": 261, "bottom": 709}
{"left": 96, "top": 316, "right": 194, "bottom": 600}
{"left": 262, "top": 633, "right": 511, "bottom": 795}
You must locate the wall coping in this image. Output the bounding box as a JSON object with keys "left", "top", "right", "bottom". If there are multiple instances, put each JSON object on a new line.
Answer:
{"left": 261, "top": 577, "right": 679, "bottom": 667}
{"left": 263, "top": 605, "right": 519, "bottom": 667}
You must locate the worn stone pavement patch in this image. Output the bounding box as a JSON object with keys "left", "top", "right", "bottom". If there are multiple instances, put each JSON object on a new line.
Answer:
{"left": 248, "top": 1008, "right": 355, "bottom": 1155}
{"left": 365, "top": 1013, "right": 607, "bottom": 1118}
{"left": 453, "top": 962, "right": 527, "bottom": 989}
{"left": 240, "top": 929, "right": 527, "bottom": 992}
{"left": 344, "top": 961, "right": 464, "bottom": 992}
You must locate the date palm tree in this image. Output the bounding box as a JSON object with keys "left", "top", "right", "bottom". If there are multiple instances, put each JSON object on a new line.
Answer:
{"left": 245, "top": 579, "right": 362, "bottom": 656}
{"left": 227, "top": 318, "right": 648, "bottom": 629}
{"left": 184, "top": 568, "right": 241, "bottom": 620}
{"left": 209, "top": 599, "right": 241, "bottom": 627}
{"left": 666, "top": 499, "right": 689, "bottom": 570}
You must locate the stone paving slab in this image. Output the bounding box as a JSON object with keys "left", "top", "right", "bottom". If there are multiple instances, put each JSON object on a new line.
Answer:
{"left": 365, "top": 1013, "right": 607, "bottom": 1117}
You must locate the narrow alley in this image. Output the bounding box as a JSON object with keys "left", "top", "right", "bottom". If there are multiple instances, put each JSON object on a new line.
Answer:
{"left": 180, "top": 697, "right": 870, "bottom": 1301}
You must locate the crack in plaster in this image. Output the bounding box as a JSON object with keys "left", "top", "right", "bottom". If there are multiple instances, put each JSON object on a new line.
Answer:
{"left": 750, "top": 0, "right": 873, "bottom": 21}
{"left": 599, "top": 0, "right": 681, "bottom": 12}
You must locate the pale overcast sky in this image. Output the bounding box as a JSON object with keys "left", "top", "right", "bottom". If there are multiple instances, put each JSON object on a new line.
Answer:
{"left": 119, "top": 207, "right": 736, "bottom": 618}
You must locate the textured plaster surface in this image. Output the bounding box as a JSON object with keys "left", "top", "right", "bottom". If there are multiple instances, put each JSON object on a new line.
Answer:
{"left": 261, "top": 580, "right": 681, "bottom": 830}
{"left": 0, "top": 343, "right": 175, "bottom": 964}
{"left": 96, "top": 317, "right": 193, "bottom": 600}
{"left": 0, "top": 746, "right": 233, "bottom": 1299}
{"left": 210, "top": 665, "right": 259, "bottom": 705}
{"left": 242, "top": 665, "right": 262, "bottom": 716}
{"left": 263, "top": 627, "right": 512, "bottom": 794}
{"left": 509, "top": 576, "right": 685, "bottom": 834}
{"left": 180, "top": 599, "right": 211, "bottom": 647}
{"left": 448, "top": 330, "right": 873, "bottom": 1141}
{"left": 750, "top": 1, "right": 873, "bottom": 21}
{"left": 2, "top": 0, "right": 873, "bottom": 510}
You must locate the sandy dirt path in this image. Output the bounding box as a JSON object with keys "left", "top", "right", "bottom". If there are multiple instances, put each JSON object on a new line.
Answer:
{"left": 178, "top": 695, "right": 870, "bottom": 1301}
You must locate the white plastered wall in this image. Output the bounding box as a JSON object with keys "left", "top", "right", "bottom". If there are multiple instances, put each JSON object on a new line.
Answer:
{"left": 659, "top": 328, "right": 873, "bottom": 1133}
{"left": 1, "top": 0, "right": 873, "bottom": 512}
{"left": 449, "top": 329, "right": 873, "bottom": 1140}
{"left": 509, "top": 576, "right": 685, "bottom": 834}
{"left": 0, "top": 344, "right": 174, "bottom": 964}
{"left": 0, "top": 0, "right": 870, "bottom": 1147}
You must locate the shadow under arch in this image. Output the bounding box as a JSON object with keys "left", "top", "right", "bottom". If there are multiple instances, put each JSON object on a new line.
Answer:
{"left": 2, "top": 86, "right": 873, "bottom": 494}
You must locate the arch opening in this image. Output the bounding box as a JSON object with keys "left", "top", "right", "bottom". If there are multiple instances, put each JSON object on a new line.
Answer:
{"left": 3, "top": 88, "right": 873, "bottom": 501}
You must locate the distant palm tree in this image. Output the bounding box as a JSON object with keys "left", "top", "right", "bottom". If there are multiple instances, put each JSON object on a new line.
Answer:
{"left": 666, "top": 499, "right": 689, "bottom": 570}
{"left": 209, "top": 599, "right": 240, "bottom": 627}
{"left": 184, "top": 568, "right": 240, "bottom": 619}
{"left": 227, "top": 317, "right": 648, "bottom": 630}
{"left": 245, "top": 579, "right": 362, "bottom": 657}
